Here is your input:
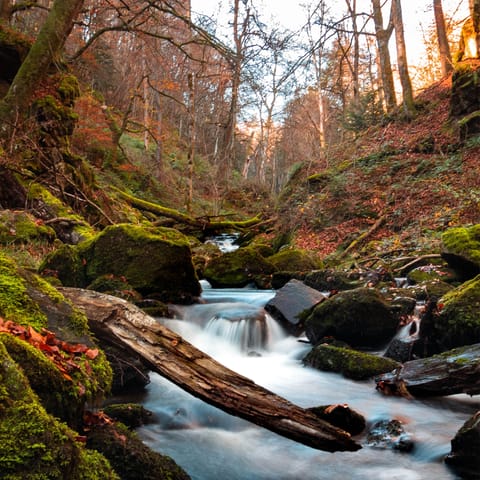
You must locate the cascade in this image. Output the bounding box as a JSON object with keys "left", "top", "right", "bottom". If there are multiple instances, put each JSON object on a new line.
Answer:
{"left": 134, "top": 286, "right": 478, "bottom": 480}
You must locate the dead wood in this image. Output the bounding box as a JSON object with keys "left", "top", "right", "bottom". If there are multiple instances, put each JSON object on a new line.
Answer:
{"left": 113, "top": 187, "right": 263, "bottom": 233}
{"left": 60, "top": 287, "right": 361, "bottom": 453}
{"left": 338, "top": 215, "right": 386, "bottom": 259}
{"left": 376, "top": 344, "right": 480, "bottom": 397}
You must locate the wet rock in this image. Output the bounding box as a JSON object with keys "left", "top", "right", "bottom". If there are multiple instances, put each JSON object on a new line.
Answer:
{"left": 265, "top": 279, "right": 326, "bottom": 335}
{"left": 445, "top": 411, "right": 480, "bottom": 477}
{"left": 86, "top": 422, "right": 191, "bottom": 480}
{"left": 308, "top": 404, "right": 366, "bottom": 436}
{"left": 103, "top": 403, "right": 153, "bottom": 429}
{"left": 305, "top": 287, "right": 399, "bottom": 348}
{"left": 303, "top": 344, "right": 400, "bottom": 380}
{"left": 366, "top": 419, "right": 414, "bottom": 452}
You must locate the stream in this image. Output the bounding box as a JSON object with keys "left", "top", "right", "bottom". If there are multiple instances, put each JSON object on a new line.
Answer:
{"left": 132, "top": 283, "right": 479, "bottom": 480}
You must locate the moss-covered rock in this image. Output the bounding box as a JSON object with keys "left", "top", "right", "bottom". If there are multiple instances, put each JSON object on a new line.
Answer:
{"left": 203, "top": 246, "right": 275, "bottom": 288}
{"left": 86, "top": 422, "right": 191, "bottom": 480}
{"left": 267, "top": 248, "right": 323, "bottom": 272}
{"left": 441, "top": 224, "right": 480, "bottom": 279}
{"left": 431, "top": 274, "right": 480, "bottom": 352}
{"left": 26, "top": 182, "right": 96, "bottom": 244}
{"left": 40, "top": 223, "right": 201, "bottom": 302}
{"left": 0, "top": 252, "right": 48, "bottom": 330}
{"left": 0, "top": 209, "right": 56, "bottom": 244}
{"left": 304, "top": 287, "right": 399, "bottom": 348}
{"left": 303, "top": 344, "right": 400, "bottom": 380}
{"left": 103, "top": 403, "right": 152, "bottom": 428}
{"left": 303, "top": 269, "right": 364, "bottom": 292}
{"left": 445, "top": 411, "right": 480, "bottom": 477}
{"left": 0, "top": 341, "right": 118, "bottom": 479}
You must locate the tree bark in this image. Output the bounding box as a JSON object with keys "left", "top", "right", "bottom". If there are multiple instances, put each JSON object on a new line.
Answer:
{"left": 60, "top": 287, "right": 361, "bottom": 453}
{"left": 391, "top": 0, "right": 415, "bottom": 117}
{"left": 433, "top": 0, "right": 453, "bottom": 77}
{"left": 376, "top": 344, "right": 480, "bottom": 397}
{"left": 0, "top": 0, "right": 84, "bottom": 138}
{"left": 371, "top": 0, "right": 396, "bottom": 113}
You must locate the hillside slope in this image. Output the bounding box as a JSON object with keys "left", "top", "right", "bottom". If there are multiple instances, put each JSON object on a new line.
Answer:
{"left": 276, "top": 76, "right": 479, "bottom": 259}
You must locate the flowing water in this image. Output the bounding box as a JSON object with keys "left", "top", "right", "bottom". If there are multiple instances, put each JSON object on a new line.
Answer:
{"left": 135, "top": 284, "right": 478, "bottom": 480}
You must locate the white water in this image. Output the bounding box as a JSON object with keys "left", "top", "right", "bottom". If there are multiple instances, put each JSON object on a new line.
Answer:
{"left": 136, "top": 286, "right": 478, "bottom": 480}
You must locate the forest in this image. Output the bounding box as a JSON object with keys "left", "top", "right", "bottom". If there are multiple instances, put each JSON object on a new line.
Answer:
{"left": 0, "top": 0, "right": 480, "bottom": 479}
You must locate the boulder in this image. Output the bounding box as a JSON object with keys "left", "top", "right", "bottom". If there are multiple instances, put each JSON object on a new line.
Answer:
{"left": 431, "top": 274, "right": 480, "bottom": 352}
{"left": 265, "top": 279, "right": 326, "bottom": 335}
{"left": 86, "top": 421, "right": 191, "bottom": 480}
{"left": 0, "top": 210, "right": 56, "bottom": 244}
{"left": 445, "top": 411, "right": 480, "bottom": 477}
{"left": 450, "top": 60, "right": 480, "bottom": 139}
{"left": 40, "top": 224, "right": 201, "bottom": 303}
{"left": 266, "top": 248, "right": 323, "bottom": 272}
{"left": 203, "top": 246, "right": 275, "bottom": 288}
{"left": 304, "top": 288, "right": 399, "bottom": 348}
{"left": 441, "top": 224, "right": 480, "bottom": 280}
{"left": 303, "top": 344, "right": 400, "bottom": 380}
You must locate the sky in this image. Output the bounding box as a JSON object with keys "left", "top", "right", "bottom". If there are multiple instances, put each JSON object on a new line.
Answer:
{"left": 190, "top": 0, "right": 470, "bottom": 66}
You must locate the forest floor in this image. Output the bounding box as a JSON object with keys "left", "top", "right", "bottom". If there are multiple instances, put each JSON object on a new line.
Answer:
{"left": 277, "top": 76, "right": 480, "bottom": 259}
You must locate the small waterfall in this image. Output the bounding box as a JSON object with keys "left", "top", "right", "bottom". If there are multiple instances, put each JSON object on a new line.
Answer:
{"left": 204, "top": 313, "right": 285, "bottom": 352}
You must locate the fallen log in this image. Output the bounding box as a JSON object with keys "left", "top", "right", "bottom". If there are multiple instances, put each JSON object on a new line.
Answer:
{"left": 60, "top": 287, "right": 361, "bottom": 453}
{"left": 113, "top": 187, "right": 263, "bottom": 232}
{"left": 376, "top": 344, "right": 480, "bottom": 397}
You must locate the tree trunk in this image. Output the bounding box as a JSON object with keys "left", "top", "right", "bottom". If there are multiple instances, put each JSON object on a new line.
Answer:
{"left": 470, "top": 0, "right": 480, "bottom": 57}
{"left": 60, "top": 287, "right": 361, "bottom": 453}
{"left": 0, "top": 0, "right": 12, "bottom": 20}
{"left": 0, "top": 0, "right": 84, "bottom": 138}
{"left": 376, "top": 344, "right": 480, "bottom": 397}
{"left": 391, "top": 0, "right": 415, "bottom": 117}
{"left": 433, "top": 0, "right": 453, "bottom": 76}
{"left": 371, "top": 0, "right": 396, "bottom": 113}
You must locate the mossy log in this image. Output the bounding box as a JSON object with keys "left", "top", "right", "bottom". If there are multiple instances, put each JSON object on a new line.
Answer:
{"left": 376, "top": 344, "right": 480, "bottom": 397}
{"left": 114, "top": 188, "right": 263, "bottom": 233}
{"left": 60, "top": 287, "right": 361, "bottom": 453}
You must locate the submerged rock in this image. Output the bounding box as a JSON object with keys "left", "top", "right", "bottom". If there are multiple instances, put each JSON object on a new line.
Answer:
{"left": 366, "top": 419, "right": 414, "bottom": 452}
{"left": 304, "top": 287, "right": 399, "bottom": 348}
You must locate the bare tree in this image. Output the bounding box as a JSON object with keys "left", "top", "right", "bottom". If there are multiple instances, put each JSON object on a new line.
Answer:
{"left": 433, "top": 0, "right": 453, "bottom": 76}
{"left": 391, "top": 0, "right": 415, "bottom": 117}
{"left": 371, "top": 0, "right": 396, "bottom": 112}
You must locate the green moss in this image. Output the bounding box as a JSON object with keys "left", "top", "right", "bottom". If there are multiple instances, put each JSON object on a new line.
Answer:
{"left": 204, "top": 246, "right": 275, "bottom": 288}
{"left": 25, "top": 183, "right": 96, "bottom": 242}
{"left": 433, "top": 275, "right": 480, "bottom": 350}
{"left": 0, "top": 252, "right": 47, "bottom": 330}
{"left": 303, "top": 344, "right": 400, "bottom": 380}
{"left": 0, "top": 341, "right": 117, "bottom": 479}
{"left": 442, "top": 224, "right": 480, "bottom": 267}
{"left": 58, "top": 74, "right": 80, "bottom": 107}
{"left": 267, "top": 248, "right": 323, "bottom": 272}
{"left": 0, "top": 210, "right": 56, "bottom": 244}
